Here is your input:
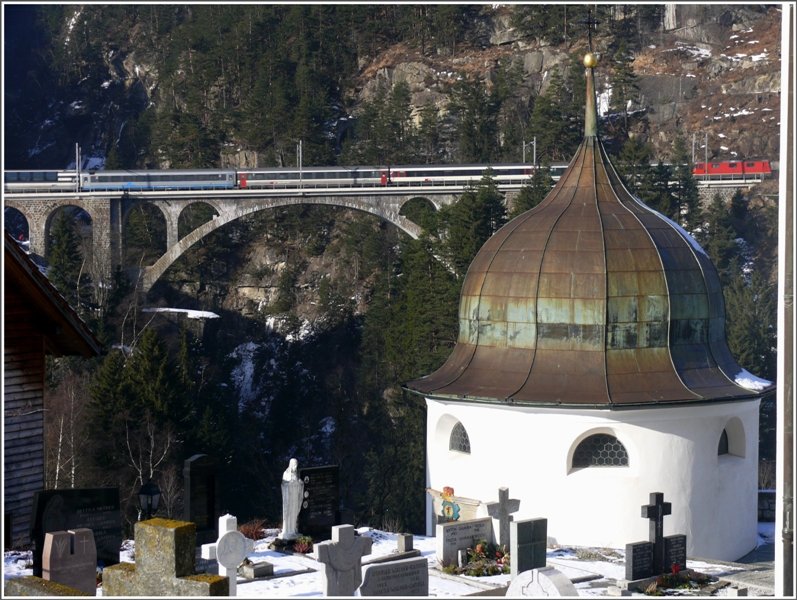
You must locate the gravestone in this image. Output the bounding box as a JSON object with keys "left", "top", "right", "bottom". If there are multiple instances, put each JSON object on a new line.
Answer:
{"left": 485, "top": 487, "right": 520, "bottom": 548}
{"left": 359, "top": 556, "right": 429, "bottom": 596}
{"left": 664, "top": 534, "right": 687, "bottom": 572}
{"left": 625, "top": 541, "right": 654, "bottom": 581}
{"left": 435, "top": 517, "right": 493, "bottom": 567}
{"left": 183, "top": 454, "right": 221, "bottom": 545}
{"left": 201, "top": 514, "right": 254, "bottom": 596}
{"left": 506, "top": 566, "right": 578, "bottom": 597}
{"left": 4, "top": 575, "right": 85, "bottom": 596}
{"left": 398, "top": 533, "right": 413, "bottom": 553}
{"left": 510, "top": 518, "right": 547, "bottom": 578}
{"left": 314, "top": 524, "right": 372, "bottom": 596}
{"left": 624, "top": 492, "right": 688, "bottom": 581}
{"left": 42, "top": 529, "right": 96, "bottom": 595}
{"left": 30, "top": 488, "right": 121, "bottom": 578}
{"left": 298, "top": 465, "right": 339, "bottom": 539}
{"left": 103, "top": 518, "right": 227, "bottom": 596}
{"left": 240, "top": 560, "right": 274, "bottom": 579}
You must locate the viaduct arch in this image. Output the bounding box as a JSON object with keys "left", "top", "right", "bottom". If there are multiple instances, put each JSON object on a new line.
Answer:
{"left": 4, "top": 192, "right": 458, "bottom": 292}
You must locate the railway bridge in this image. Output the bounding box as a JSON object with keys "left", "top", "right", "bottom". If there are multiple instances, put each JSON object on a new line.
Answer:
{"left": 4, "top": 169, "right": 765, "bottom": 292}
{"left": 3, "top": 188, "right": 463, "bottom": 292}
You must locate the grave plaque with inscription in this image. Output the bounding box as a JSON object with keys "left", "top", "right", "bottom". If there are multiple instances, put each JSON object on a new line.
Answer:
{"left": 664, "top": 534, "right": 687, "bottom": 572}
{"left": 625, "top": 541, "right": 654, "bottom": 581}
{"left": 297, "top": 465, "right": 339, "bottom": 538}
{"left": 360, "top": 556, "right": 429, "bottom": 596}
{"left": 30, "top": 488, "right": 121, "bottom": 577}
{"left": 435, "top": 517, "right": 494, "bottom": 566}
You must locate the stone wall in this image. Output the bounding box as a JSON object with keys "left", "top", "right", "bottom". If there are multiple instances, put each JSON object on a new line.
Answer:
{"left": 757, "top": 490, "right": 776, "bottom": 522}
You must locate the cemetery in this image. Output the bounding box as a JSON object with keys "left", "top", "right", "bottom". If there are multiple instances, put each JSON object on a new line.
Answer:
{"left": 2, "top": 481, "right": 776, "bottom": 597}
{"left": 1, "top": 18, "right": 785, "bottom": 598}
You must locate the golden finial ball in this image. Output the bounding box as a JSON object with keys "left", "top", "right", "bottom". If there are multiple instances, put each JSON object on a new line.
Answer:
{"left": 583, "top": 52, "right": 598, "bottom": 68}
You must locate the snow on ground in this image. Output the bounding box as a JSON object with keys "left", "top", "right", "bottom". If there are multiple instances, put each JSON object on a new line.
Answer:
{"left": 3, "top": 524, "right": 775, "bottom": 597}
{"left": 141, "top": 307, "right": 220, "bottom": 320}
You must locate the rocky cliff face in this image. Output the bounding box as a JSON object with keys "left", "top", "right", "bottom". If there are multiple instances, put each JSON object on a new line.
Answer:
{"left": 8, "top": 5, "right": 781, "bottom": 170}
{"left": 353, "top": 4, "right": 781, "bottom": 160}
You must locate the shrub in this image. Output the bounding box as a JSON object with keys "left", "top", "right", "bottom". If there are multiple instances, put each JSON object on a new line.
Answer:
{"left": 239, "top": 519, "right": 266, "bottom": 541}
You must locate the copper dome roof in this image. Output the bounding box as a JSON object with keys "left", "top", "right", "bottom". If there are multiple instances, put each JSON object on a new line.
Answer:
{"left": 407, "top": 55, "right": 770, "bottom": 408}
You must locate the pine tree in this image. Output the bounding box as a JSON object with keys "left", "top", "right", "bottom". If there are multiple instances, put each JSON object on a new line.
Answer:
{"left": 449, "top": 78, "right": 499, "bottom": 163}
{"left": 724, "top": 265, "right": 777, "bottom": 381}
{"left": 87, "top": 350, "right": 130, "bottom": 473}
{"left": 671, "top": 135, "right": 701, "bottom": 230}
{"left": 617, "top": 137, "right": 654, "bottom": 197}
{"left": 47, "top": 210, "right": 84, "bottom": 305}
{"left": 609, "top": 40, "right": 639, "bottom": 136}
{"left": 643, "top": 161, "right": 678, "bottom": 220}
{"left": 700, "top": 193, "right": 740, "bottom": 284}
{"left": 438, "top": 170, "right": 507, "bottom": 277}
{"left": 510, "top": 166, "right": 554, "bottom": 218}
{"left": 124, "top": 328, "right": 185, "bottom": 427}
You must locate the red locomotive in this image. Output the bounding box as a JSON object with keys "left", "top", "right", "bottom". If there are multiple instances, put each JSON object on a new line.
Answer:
{"left": 693, "top": 160, "right": 772, "bottom": 178}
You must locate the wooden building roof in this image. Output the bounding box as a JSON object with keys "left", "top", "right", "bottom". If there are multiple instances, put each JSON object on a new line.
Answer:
{"left": 4, "top": 231, "right": 101, "bottom": 357}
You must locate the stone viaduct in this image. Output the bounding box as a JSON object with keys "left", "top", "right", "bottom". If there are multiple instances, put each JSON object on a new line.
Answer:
{"left": 4, "top": 190, "right": 462, "bottom": 292}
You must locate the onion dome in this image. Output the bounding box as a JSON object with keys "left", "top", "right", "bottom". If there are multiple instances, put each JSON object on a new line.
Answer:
{"left": 407, "top": 53, "right": 772, "bottom": 407}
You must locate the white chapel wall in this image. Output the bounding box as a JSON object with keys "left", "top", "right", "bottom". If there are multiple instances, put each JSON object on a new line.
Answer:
{"left": 426, "top": 397, "right": 759, "bottom": 562}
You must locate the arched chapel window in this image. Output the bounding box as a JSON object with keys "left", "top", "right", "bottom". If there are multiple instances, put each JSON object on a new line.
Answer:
{"left": 572, "top": 433, "right": 629, "bottom": 468}
{"left": 449, "top": 422, "right": 471, "bottom": 454}
{"left": 718, "top": 429, "right": 729, "bottom": 455}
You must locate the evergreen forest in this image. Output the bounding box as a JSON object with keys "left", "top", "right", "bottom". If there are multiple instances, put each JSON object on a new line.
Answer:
{"left": 4, "top": 4, "right": 779, "bottom": 537}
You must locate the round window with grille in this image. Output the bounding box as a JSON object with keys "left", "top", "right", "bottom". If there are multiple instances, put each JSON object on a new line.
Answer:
{"left": 572, "top": 433, "right": 628, "bottom": 467}
{"left": 449, "top": 422, "right": 471, "bottom": 454}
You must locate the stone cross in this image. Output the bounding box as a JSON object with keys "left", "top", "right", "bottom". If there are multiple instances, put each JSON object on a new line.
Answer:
{"left": 485, "top": 487, "right": 520, "bottom": 547}
{"left": 641, "top": 492, "right": 672, "bottom": 574}
{"left": 202, "top": 514, "right": 253, "bottom": 596}
{"left": 42, "top": 529, "right": 97, "bottom": 595}
{"left": 103, "top": 518, "right": 228, "bottom": 596}
{"left": 315, "top": 524, "right": 373, "bottom": 596}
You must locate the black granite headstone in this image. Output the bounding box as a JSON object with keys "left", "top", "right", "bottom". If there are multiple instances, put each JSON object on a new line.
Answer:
{"left": 183, "top": 454, "right": 220, "bottom": 545}
{"left": 30, "top": 488, "right": 121, "bottom": 577}
{"left": 298, "top": 465, "right": 340, "bottom": 539}
{"left": 510, "top": 518, "right": 547, "bottom": 575}
{"left": 664, "top": 534, "right": 687, "bottom": 572}
{"left": 625, "top": 541, "right": 654, "bottom": 581}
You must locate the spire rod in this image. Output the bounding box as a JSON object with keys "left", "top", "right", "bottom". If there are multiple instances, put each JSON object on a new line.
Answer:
{"left": 582, "top": 9, "right": 600, "bottom": 138}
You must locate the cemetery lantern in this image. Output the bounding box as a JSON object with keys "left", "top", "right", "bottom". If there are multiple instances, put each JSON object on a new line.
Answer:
{"left": 138, "top": 480, "right": 161, "bottom": 520}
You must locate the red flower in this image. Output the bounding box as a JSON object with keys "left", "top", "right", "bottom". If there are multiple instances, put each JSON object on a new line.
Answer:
{"left": 671, "top": 563, "right": 681, "bottom": 575}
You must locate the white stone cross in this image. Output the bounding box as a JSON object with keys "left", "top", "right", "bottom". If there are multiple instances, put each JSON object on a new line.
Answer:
{"left": 201, "top": 514, "right": 253, "bottom": 596}
{"left": 486, "top": 487, "right": 521, "bottom": 548}
{"left": 314, "top": 524, "right": 372, "bottom": 596}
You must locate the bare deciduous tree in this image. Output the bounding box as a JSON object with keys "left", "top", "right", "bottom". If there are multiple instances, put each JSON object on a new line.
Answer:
{"left": 44, "top": 372, "right": 91, "bottom": 489}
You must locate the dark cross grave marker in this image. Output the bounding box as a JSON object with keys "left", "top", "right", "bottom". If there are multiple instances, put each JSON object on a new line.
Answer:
{"left": 641, "top": 492, "right": 671, "bottom": 575}
{"left": 625, "top": 492, "right": 687, "bottom": 581}
{"left": 485, "top": 487, "right": 520, "bottom": 548}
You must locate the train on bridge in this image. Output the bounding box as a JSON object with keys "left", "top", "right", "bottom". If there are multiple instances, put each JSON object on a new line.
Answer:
{"left": 3, "top": 160, "right": 774, "bottom": 194}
